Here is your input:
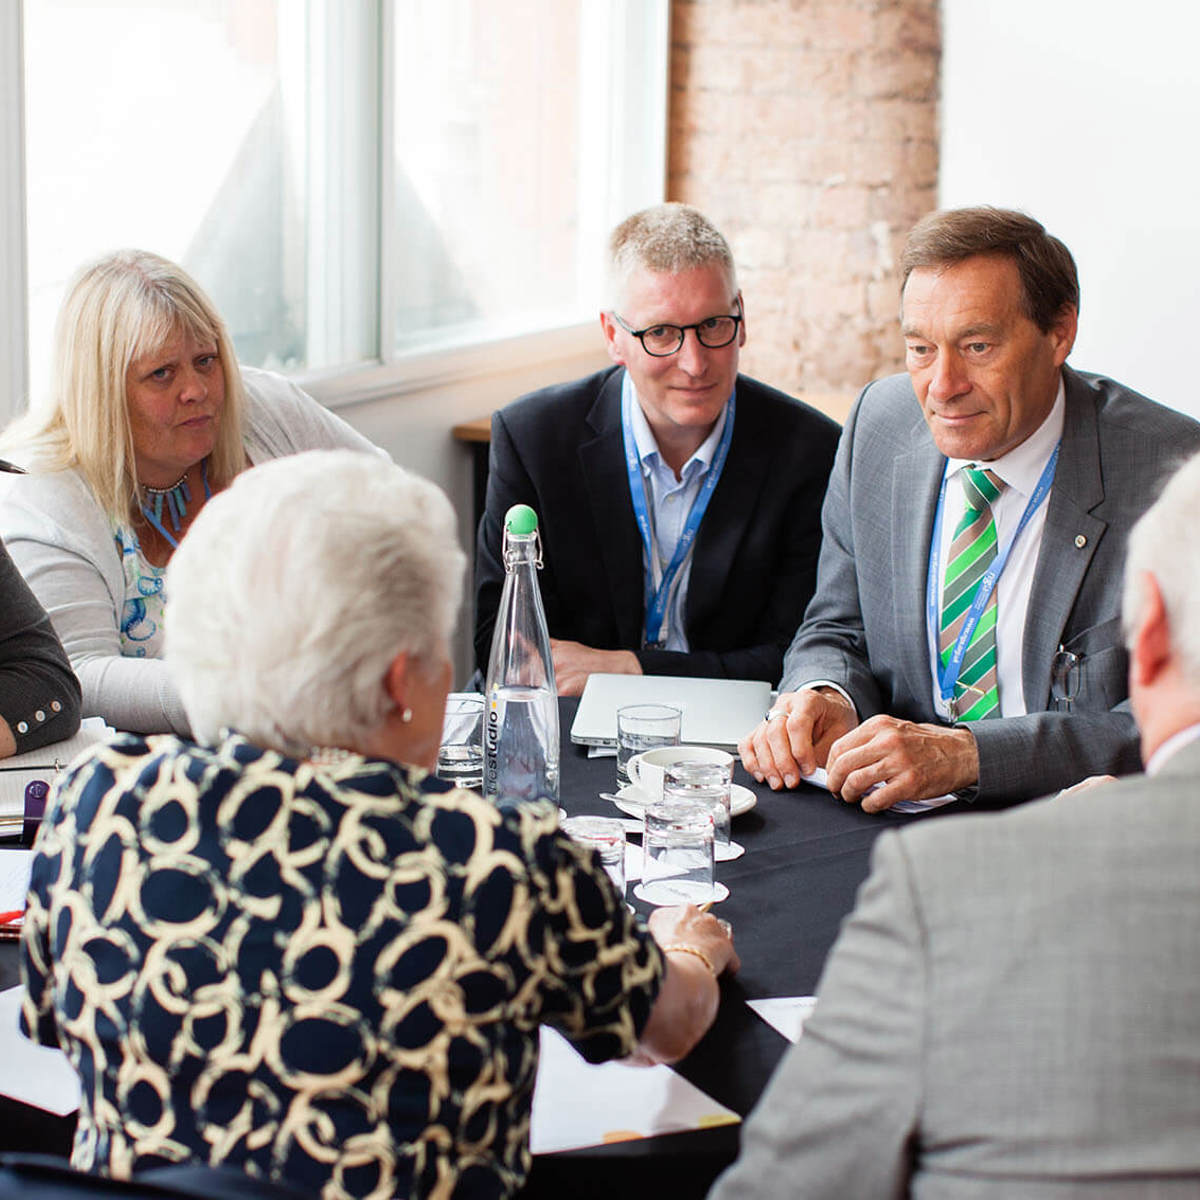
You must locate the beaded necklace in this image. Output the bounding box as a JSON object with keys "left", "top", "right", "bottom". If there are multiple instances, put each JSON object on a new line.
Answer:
{"left": 141, "top": 459, "right": 211, "bottom": 548}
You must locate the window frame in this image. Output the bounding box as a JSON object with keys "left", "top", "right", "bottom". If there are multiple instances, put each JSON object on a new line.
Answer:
{"left": 0, "top": 1, "right": 669, "bottom": 423}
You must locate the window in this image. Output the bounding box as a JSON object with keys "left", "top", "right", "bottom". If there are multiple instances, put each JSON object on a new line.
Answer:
{"left": 2, "top": 0, "right": 667, "bottom": 417}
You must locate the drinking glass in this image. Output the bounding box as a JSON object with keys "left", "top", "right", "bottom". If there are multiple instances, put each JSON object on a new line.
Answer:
{"left": 616, "top": 703, "right": 682, "bottom": 787}
{"left": 634, "top": 800, "right": 715, "bottom": 906}
{"left": 560, "top": 815, "right": 627, "bottom": 897}
{"left": 436, "top": 693, "right": 485, "bottom": 790}
{"left": 663, "top": 760, "right": 733, "bottom": 848}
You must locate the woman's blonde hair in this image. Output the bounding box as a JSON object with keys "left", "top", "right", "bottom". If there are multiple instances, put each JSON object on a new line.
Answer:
{"left": 1, "top": 249, "right": 245, "bottom": 525}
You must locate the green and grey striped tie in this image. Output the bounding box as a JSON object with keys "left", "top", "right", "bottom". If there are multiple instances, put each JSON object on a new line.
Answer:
{"left": 939, "top": 465, "right": 1005, "bottom": 721}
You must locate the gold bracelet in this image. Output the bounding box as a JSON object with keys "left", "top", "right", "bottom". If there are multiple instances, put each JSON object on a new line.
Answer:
{"left": 662, "top": 943, "right": 718, "bottom": 977}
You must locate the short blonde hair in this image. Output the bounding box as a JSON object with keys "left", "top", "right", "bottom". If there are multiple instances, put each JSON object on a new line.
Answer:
{"left": 606, "top": 203, "right": 738, "bottom": 310}
{"left": 1, "top": 249, "right": 245, "bottom": 525}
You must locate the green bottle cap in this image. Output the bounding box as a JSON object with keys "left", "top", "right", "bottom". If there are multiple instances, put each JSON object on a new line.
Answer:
{"left": 504, "top": 504, "right": 539, "bottom": 536}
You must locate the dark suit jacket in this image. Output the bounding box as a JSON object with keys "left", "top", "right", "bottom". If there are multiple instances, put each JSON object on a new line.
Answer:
{"left": 711, "top": 743, "right": 1200, "bottom": 1199}
{"left": 475, "top": 366, "right": 840, "bottom": 682}
{"left": 780, "top": 366, "right": 1200, "bottom": 803}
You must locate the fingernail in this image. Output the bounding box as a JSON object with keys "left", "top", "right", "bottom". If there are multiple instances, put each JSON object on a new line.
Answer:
{"left": 768, "top": 775, "right": 780, "bottom": 789}
{"left": 753, "top": 772, "right": 764, "bottom": 782}
{"left": 783, "top": 774, "right": 797, "bottom": 789}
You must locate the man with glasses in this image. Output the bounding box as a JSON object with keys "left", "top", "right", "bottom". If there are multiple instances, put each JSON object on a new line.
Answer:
{"left": 740, "top": 206, "right": 1200, "bottom": 810}
{"left": 474, "top": 203, "right": 840, "bottom": 693}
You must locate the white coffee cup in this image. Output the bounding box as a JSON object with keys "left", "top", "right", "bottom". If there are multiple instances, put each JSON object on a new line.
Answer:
{"left": 626, "top": 745, "right": 735, "bottom": 802}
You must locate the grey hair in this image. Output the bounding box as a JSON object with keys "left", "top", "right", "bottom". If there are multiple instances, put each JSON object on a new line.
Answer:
{"left": 606, "top": 202, "right": 738, "bottom": 310}
{"left": 1122, "top": 451, "right": 1200, "bottom": 688}
{"left": 165, "top": 449, "right": 465, "bottom": 755}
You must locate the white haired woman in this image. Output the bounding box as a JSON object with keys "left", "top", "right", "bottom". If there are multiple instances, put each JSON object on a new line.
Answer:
{"left": 20, "top": 449, "right": 737, "bottom": 1199}
{"left": 0, "top": 250, "right": 385, "bottom": 735}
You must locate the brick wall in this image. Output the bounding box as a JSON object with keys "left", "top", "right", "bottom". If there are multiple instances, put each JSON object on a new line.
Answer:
{"left": 669, "top": 0, "right": 940, "bottom": 414}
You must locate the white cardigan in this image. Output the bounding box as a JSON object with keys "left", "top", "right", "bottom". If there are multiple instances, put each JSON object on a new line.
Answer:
{"left": 0, "top": 367, "right": 388, "bottom": 734}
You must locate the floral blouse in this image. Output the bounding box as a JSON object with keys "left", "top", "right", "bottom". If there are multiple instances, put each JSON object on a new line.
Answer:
{"left": 112, "top": 525, "right": 166, "bottom": 658}
{"left": 21, "top": 732, "right": 663, "bottom": 1199}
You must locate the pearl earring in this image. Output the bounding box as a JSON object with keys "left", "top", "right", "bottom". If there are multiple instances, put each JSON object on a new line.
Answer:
{"left": 401, "top": 707, "right": 413, "bottom": 724}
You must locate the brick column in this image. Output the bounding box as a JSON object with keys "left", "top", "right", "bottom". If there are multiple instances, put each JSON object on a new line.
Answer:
{"left": 669, "top": 0, "right": 940, "bottom": 409}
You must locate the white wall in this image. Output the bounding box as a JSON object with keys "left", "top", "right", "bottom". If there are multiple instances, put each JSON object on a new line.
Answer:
{"left": 940, "top": 0, "right": 1200, "bottom": 417}
{"left": 313, "top": 336, "right": 609, "bottom": 687}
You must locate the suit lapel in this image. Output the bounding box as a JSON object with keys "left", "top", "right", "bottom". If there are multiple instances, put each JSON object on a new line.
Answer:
{"left": 579, "top": 370, "right": 645, "bottom": 647}
{"left": 892, "top": 414, "right": 946, "bottom": 708}
{"left": 1022, "top": 369, "right": 1106, "bottom": 711}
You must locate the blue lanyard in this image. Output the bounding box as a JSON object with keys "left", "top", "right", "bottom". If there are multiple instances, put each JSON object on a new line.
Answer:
{"left": 925, "top": 443, "right": 1060, "bottom": 717}
{"left": 621, "top": 381, "right": 736, "bottom": 648}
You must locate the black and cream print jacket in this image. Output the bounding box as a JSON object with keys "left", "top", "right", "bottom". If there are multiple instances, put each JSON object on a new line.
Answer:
{"left": 21, "top": 732, "right": 663, "bottom": 1199}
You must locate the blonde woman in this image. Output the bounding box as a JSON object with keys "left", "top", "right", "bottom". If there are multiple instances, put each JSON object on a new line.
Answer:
{"left": 0, "top": 250, "right": 385, "bottom": 734}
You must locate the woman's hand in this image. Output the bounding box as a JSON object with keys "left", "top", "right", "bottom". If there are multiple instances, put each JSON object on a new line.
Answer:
{"left": 632, "top": 904, "right": 739, "bottom": 1065}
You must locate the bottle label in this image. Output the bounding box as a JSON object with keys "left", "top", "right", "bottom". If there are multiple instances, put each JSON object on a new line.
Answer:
{"left": 484, "top": 691, "right": 501, "bottom": 798}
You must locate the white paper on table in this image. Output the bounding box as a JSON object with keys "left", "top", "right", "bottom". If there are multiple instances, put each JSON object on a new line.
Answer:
{"left": 0, "top": 717, "right": 114, "bottom": 821}
{"left": 0, "top": 848, "right": 32, "bottom": 912}
{"left": 0, "top": 986, "right": 81, "bottom": 1116}
{"left": 530, "top": 1025, "right": 738, "bottom": 1154}
{"left": 800, "top": 766, "right": 957, "bottom": 814}
{"left": 747, "top": 996, "right": 818, "bottom": 1044}
{"left": 625, "top": 841, "right": 642, "bottom": 882}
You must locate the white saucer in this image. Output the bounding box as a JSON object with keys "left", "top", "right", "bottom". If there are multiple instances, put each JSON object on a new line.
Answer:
{"left": 611, "top": 783, "right": 757, "bottom": 820}
{"left": 633, "top": 881, "right": 730, "bottom": 907}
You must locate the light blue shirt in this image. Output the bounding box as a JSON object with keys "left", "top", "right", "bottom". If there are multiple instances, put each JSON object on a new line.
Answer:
{"left": 623, "top": 370, "right": 731, "bottom": 652}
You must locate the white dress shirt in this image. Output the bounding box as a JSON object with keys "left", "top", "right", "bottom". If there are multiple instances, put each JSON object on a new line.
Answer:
{"left": 1145, "top": 722, "right": 1200, "bottom": 775}
{"left": 624, "top": 371, "right": 730, "bottom": 653}
{"left": 927, "top": 380, "right": 1066, "bottom": 720}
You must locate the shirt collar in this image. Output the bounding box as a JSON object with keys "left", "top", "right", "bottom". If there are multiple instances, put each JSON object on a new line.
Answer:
{"left": 946, "top": 376, "right": 1065, "bottom": 497}
{"left": 624, "top": 370, "right": 731, "bottom": 476}
{"left": 1146, "top": 722, "right": 1200, "bottom": 775}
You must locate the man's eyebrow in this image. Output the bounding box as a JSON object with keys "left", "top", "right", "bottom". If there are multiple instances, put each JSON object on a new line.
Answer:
{"left": 900, "top": 322, "right": 1004, "bottom": 340}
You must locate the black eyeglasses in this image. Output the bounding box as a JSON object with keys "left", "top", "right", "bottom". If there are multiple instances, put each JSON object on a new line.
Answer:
{"left": 610, "top": 300, "right": 743, "bottom": 357}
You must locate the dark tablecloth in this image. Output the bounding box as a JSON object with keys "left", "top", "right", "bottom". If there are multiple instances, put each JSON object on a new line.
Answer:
{"left": 0, "top": 699, "right": 919, "bottom": 1196}
{"left": 520, "top": 698, "right": 914, "bottom": 1197}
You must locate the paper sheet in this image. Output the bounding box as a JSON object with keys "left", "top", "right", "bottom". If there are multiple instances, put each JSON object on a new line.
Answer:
{"left": 0, "top": 986, "right": 80, "bottom": 1116}
{"left": 0, "top": 848, "right": 32, "bottom": 912}
{"left": 747, "top": 996, "right": 818, "bottom": 1044}
{"left": 530, "top": 1026, "right": 738, "bottom": 1154}
{"left": 0, "top": 718, "right": 113, "bottom": 820}
{"left": 801, "top": 766, "right": 957, "bottom": 814}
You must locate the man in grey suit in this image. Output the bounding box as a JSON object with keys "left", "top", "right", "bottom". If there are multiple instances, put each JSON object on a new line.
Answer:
{"left": 711, "top": 451, "right": 1200, "bottom": 1197}
{"left": 740, "top": 206, "right": 1200, "bottom": 809}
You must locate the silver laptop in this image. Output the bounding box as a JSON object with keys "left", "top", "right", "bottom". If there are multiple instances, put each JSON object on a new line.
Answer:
{"left": 570, "top": 674, "right": 772, "bottom": 750}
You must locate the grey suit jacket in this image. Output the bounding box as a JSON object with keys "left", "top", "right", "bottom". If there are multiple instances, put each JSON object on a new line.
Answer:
{"left": 710, "top": 742, "right": 1200, "bottom": 1199}
{"left": 780, "top": 366, "right": 1200, "bottom": 803}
